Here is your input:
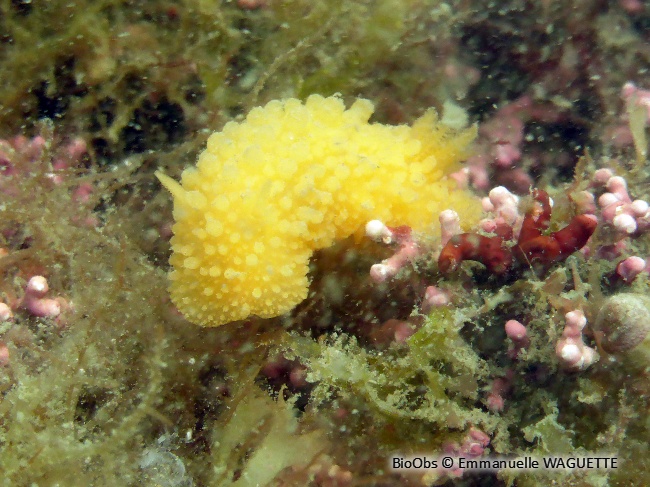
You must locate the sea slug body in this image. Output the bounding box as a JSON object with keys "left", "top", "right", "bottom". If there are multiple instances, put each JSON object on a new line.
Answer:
{"left": 157, "top": 95, "right": 479, "bottom": 327}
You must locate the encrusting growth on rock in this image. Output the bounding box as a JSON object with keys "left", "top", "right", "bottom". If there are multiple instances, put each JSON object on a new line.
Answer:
{"left": 438, "top": 189, "right": 597, "bottom": 276}
{"left": 158, "top": 94, "right": 480, "bottom": 326}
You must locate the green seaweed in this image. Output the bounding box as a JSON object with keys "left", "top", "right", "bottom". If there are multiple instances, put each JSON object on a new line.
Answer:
{"left": 0, "top": 1, "right": 649, "bottom": 486}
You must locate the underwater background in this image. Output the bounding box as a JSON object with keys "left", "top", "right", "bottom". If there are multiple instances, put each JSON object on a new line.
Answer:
{"left": 0, "top": 1, "right": 649, "bottom": 485}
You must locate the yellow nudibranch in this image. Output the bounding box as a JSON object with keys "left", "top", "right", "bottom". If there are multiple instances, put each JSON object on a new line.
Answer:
{"left": 157, "top": 95, "right": 479, "bottom": 327}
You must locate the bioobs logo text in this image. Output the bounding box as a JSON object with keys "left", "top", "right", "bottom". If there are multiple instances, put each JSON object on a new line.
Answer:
{"left": 392, "top": 456, "right": 441, "bottom": 470}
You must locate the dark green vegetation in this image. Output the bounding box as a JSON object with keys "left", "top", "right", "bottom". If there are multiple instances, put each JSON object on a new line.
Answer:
{"left": 0, "top": 1, "right": 648, "bottom": 485}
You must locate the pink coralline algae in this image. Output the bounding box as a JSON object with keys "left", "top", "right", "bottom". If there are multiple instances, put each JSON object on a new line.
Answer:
{"left": 485, "top": 320, "right": 531, "bottom": 413}
{"left": 1, "top": 135, "right": 87, "bottom": 191}
{"left": 486, "top": 369, "right": 515, "bottom": 413}
{"left": 0, "top": 342, "right": 8, "bottom": 367}
{"left": 451, "top": 96, "right": 573, "bottom": 194}
{"left": 604, "top": 82, "right": 650, "bottom": 151}
{"left": 422, "top": 285, "right": 452, "bottom": 311}
{"left": 365, "top": 221, "right": 420, "bottom": 283}
{"left": 593, "top": 170, "right": 650, "bottom": 236}
{"left": 556, "top": 310, "right": 598, "bottom": 371}
{"left": 615, "top": 256, "right": 648, "bottom": 284}
{"left": 4, "top": 275, "right": 70, "bottom": 323}
{"left": 0, "top": 133, "right": 98, "bottom": 227}
{"left": 20, "top": 276, "right": 69, "bottom": 320}
{"left": 0, "top": 275, "right": 71, "bottom": 369}
{"left": 622, "top": 82, "right": 650, "bottom": 122}
{"left": 236, "top": 0, "right": 268, "bottom": 9}
{"left": 0, "top": 302, "right": 13, "bottom": 322}
{"left": 422, "top": 428, "right": 491, "bottom": 484}
{"left": 0, "top": 133, "right": 88, "bottom": 370}
{"left": 505, "top": 319, "right": 530, "bottom": 359}
{"left": 572, "top": 170, "right": 650, "bottom": 283}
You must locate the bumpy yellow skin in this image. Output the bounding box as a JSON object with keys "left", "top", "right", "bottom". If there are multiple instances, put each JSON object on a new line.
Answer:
{"left": 157, "top": 95, "right": 479, "bottom": 327}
